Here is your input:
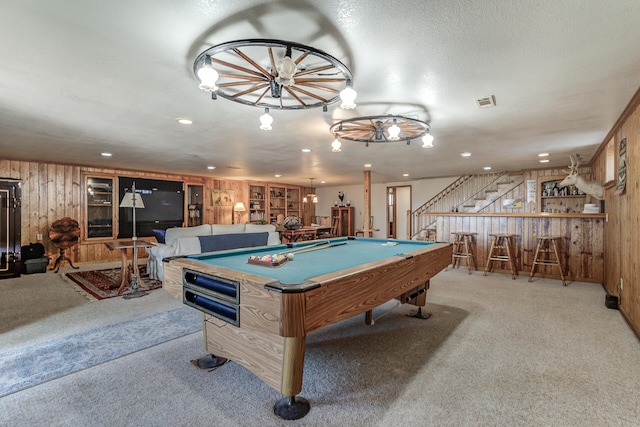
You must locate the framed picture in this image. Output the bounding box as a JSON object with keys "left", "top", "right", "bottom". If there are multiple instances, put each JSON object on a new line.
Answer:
{"left": 212, "top": 189, "right": 234, "bottom": 206}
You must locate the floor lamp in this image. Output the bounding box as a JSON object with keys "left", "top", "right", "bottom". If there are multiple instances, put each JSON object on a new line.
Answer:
{"left": 119, "top": 182, "right": 147, "bottom": 299}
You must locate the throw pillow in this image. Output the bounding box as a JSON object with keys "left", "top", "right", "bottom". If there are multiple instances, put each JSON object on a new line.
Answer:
{"left": 152, "top": 229, "right": 166, "bottom": 244}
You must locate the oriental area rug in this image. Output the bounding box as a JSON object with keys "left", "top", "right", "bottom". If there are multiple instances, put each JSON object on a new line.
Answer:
{"left": 66, "top": 265, "right": 162, "bottom": 300}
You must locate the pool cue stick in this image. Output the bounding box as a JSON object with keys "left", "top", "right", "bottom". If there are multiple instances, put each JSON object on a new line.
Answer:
{"left": 290, "top": 241, "right": 347, "bottom": 255}
{"left": 278, "top": 240, "right": 329, "bottom": 255}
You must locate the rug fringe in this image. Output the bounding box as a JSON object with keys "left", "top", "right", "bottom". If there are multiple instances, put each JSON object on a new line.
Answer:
{"left": 58, "top": 272, "right": 97, "bottom": 302}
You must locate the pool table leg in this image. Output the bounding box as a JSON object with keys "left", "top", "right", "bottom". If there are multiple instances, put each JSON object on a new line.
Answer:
{"left": 365, "top": 310, "right": 373, "bottom": 325}
{"left": 405, "top": 282, "right": 431, "bottom": 319}
{"left": 190, "top": 354, "right": 228, "bottom": 370}
{"left": 275, "top": 336, "right": 310, "bottom": 420}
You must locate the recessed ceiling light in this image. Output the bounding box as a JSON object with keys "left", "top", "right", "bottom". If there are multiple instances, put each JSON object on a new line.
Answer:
{"left": 364, "top": 164, "right": 372, "bottom": 168}
{"left": 538, "top": 153, "right": 549, "bottom": 157}
{"left": 403, "top": 173, "right": 409, "bottom": 177}
{"left": 460, "top": 152, "right": 471, "bottom": 157}
{"left": 176, "top": 118, "right": 193, "bottom": 125}
{"left": 301, "top": 148, "right": 311, "bottom": 153}
{"left": 274, "top": 174, "right": 282, "bottom": 178}
{"left": 320, "top": 180, "right": 326, "bottom": 184}
{"left": 483, "top": 166, "right": 492, "bottom": 170}
{"left": 101, "top": 152, "right": 112, "bottom": 157}
{"left": 539, "top": 159, "right": 550, "bottom": 163}
{"left": 207, "top": 166, "right": 216, "bottom": 170}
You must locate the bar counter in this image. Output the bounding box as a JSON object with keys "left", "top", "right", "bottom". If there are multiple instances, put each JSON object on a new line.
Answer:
{"left": 432, "top": 212, "right": 605, "bottom": 283}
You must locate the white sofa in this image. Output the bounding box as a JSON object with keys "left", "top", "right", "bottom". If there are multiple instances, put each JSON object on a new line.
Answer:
{"left": 147, "top": 223, "right": 280, "bottom": 281}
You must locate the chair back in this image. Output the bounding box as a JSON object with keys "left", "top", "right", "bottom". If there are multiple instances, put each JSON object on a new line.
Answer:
{"left": 330, "top": 216, "right": 341, "bottom": 236}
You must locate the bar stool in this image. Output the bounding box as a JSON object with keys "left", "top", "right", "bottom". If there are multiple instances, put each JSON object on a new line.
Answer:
{"left": 528, "top": 235, "right": 567, "bottom": 286}
{"left": 483, "top": 233, "right": 517, "bottom": 279}
{"left": 451, "top": 232, "right": 477, "bottom": 274}
{"left": 425, "top": 228, "right": 437, "bottom": 242}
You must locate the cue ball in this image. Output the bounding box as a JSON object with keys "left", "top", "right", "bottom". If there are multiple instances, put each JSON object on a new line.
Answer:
{"left": 286, "top": 253, "right": 295, "bottom": 260}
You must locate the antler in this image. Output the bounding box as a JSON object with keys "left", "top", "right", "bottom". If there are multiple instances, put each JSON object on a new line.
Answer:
{"left": 567, "top": 155, "right": 577, "bottom": 174}
{"left": 575, "top": 153, "right": 584, "bottom": 167}
{"left": 567, "top": 154, "right": 583, "bottom": 174}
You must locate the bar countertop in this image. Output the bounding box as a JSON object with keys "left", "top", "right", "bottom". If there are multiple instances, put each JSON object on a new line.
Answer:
{"left": 432, "top": 212, "right": 605, "bottom": 219}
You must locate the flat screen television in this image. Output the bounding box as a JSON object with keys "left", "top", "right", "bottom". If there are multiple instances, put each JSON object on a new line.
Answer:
{"left": 117, "top": 177, "right": 184, "bottom": 238}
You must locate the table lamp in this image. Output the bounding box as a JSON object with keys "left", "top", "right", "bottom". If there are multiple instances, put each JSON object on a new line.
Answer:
{"left": 232, "top": 202, "right": 246, "bottom": 224}
{"left": 119, "top": 182, "right": 147, "bottom": 299}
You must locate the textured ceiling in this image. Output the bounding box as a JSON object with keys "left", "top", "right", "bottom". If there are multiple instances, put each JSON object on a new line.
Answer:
{"left": 1, "top": 0, "right": 639, "bottom": 186}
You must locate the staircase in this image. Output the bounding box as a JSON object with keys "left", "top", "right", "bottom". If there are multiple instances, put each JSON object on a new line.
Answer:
{"left": 410, "top": 172, "right": 524, "bottom": 240}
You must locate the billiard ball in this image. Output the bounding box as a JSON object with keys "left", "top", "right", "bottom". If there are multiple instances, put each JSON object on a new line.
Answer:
{"left": 286, "top": 253, "right": 295, "bottom": 260}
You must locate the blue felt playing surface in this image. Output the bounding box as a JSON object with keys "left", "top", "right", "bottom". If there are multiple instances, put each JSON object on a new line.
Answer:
{"left": 186, "top": 237, "right": 439, "bottom": 285}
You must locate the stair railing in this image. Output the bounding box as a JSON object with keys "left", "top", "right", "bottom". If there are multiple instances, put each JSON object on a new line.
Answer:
{"left": 409, "top": 172, "right": 507, "bottom": 239}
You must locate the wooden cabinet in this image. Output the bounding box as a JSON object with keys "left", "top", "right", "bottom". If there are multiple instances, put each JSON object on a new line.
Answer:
{"left": 84, "top": 175, "right": 115, "bottom": 240}
{"left": 331, "top": 206, "right": 355, "bottom": 236}
{"left": 268, "top": 185, "right": 286, "bottom": 224}
{"left": 187, "top": 184, "right": 204, "bottom": 226}
{"left": 286, "top": 187, "right": 301, "bottom": 219}
{"left": 0, "top": 179, "right": 21, "bottom": 278}
{"left": 249, "top": 183, "right": 267, "bottom": 222}
{"left": 247, "top": 183, "right": 304, "bottom": 225}
{"left": 537, "top": 175, "right": 587, "bottom": 213}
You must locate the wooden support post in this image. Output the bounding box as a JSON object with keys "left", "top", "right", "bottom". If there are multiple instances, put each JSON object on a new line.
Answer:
{"left": 364, "top": 170, "right": 371, "bottom": 233}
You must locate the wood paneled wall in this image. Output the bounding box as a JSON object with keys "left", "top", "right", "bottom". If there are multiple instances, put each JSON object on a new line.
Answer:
{"left": 590, "top": 87, "right": 640, "bottom": 337}
{"left": 435, "top": 213, "right": 604, "bottom": 282}
{"left": 0, "top": 160, "right": 263, "bottom": 265}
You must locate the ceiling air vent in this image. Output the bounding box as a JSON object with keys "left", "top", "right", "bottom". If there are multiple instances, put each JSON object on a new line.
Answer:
{"left": 475, "top": 95, "right": 496, "bottom": 108}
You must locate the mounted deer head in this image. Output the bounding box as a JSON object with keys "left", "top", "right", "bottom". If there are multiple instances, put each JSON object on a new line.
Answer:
{"left": 558, "top": 154, "right": 603, "bottom": 200}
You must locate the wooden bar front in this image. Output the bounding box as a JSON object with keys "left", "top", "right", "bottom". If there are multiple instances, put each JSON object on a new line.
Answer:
{"left": 434, "top": 212, "right": 605, "bottom": 283}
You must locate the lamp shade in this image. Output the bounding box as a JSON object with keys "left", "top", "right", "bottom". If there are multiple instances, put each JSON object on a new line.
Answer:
{"left": 233, "top": 202, "right": 246, "bottom": 212}
{"left": 197, "top": 55, "right": 219, "bottom": 92}
{"left": 275, "top": 56, "right": 297, "bottom": 86}
{"left": 119, "top": 192, "right": 145, "bottom": 208}
{"left": 422, "top": 133, "right": 434, "bottom": 148}
{"left": 339, "top": 86, "right": 357, "bottom": 109}
{"left": 259, "top": 109, "right": 273, "bottom": 130}
{"left": 388, "top": 121, "right": 401, "bottom": 141}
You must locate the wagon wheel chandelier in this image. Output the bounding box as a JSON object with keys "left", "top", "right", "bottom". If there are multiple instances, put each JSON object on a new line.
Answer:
{"left": 329, "top": 115, "right": 434, "bottom": 151}
{"left": 193, "top": 39, "right": 356, "bottom": 129}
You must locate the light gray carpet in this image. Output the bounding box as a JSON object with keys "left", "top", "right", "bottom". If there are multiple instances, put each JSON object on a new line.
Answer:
{"left": 1, "top": 266, "right": 639, "bottom": 426}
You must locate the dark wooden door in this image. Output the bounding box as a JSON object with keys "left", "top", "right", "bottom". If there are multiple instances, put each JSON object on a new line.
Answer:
{"left": 0, "top": 179, "right": 22, "bottom": 279}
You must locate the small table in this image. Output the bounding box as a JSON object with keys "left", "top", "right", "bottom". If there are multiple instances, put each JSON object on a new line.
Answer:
{"left": 104, "top": 240, "right": 153, "bottom": 294}
{"left": 279, "top": 227, "right": 318, "bottom": 242}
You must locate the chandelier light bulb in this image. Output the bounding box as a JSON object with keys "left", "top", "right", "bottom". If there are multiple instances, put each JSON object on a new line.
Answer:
{"left": 259, "top": 108, "right": 273, "bottom": 130}
{"left": 388, "top": 120, "right": 401, "bottom": 141}
{"left": 339, "top": 86, "right": 357, "bottom": 109}
{"left": 331, "top": 138, "right": 342, "bottom": 152}
{"left": 275, "top": 56, "right": 297, "bottom": 86}
{"left": 422, "top": 133, "right": 434, "bottom": 148}
{"left": 197, "top": 57, "right": 219, "bottom": 92}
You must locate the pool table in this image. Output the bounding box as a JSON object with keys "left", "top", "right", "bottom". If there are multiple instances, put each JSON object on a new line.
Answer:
{"left": 163, "top": 236, "right": 452, "bottom": 419}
